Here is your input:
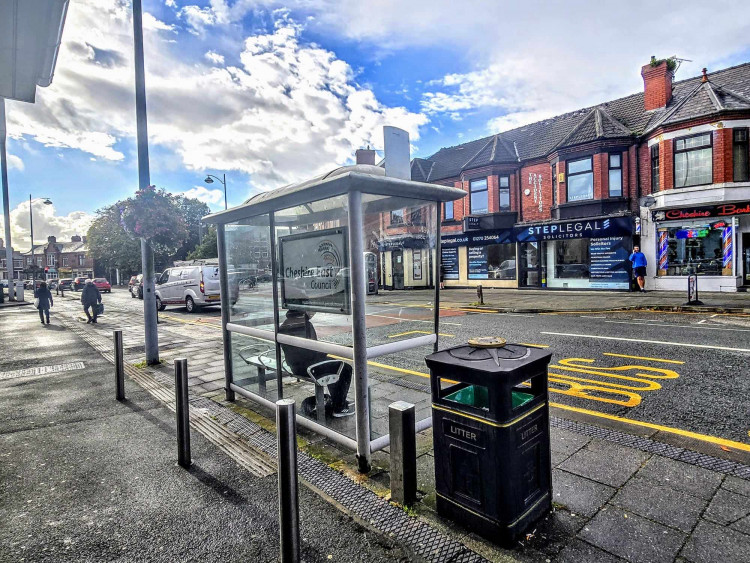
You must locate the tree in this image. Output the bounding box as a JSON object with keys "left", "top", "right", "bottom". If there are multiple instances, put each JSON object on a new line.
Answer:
{"left": 187, "top": 226, "right": 218, "bottom": 259}
{"left": 173, "top": 196, "right": 211, "bottom": 261}
{"left": 87, "top": 204, "right": 142, "bottom": 276}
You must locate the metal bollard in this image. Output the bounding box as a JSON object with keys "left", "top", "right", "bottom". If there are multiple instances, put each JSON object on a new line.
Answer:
{"left": 276, "top": 399, "right": 301, "bottom": 563}
{"left": 174, "top": 358, "right": 191, "bottom": 468}
{"left": 114, "top": 330, "right": 125, "bottom": 401}
{"left": 477, "top": 284, "right": 484, "bottom": 305}
{"left": 389, "top": 401, "right": 417, "bottom": 506}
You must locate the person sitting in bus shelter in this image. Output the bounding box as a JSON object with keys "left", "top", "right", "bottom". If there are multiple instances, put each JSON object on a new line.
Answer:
{"left": 278, "top": 308, "right": 354, "bottom": 418}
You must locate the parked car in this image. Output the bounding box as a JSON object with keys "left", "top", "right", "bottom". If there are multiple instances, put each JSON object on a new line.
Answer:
{"left": 93, "top": 278, "right": 112, "bottom": 293}
{"left": 58, "top": 278, "right": 74, "bottom": 290}
{"left": 47, "top": 279, "right": 59, "bottom": 290}
{"left": 73, "top": 277, "right": 89, "bottom": 291}
{"left": 155, "top": 264, "right": 237, "bottom": 313}
{"left": 130, "top": 274, "right": 144, "bottom": 299}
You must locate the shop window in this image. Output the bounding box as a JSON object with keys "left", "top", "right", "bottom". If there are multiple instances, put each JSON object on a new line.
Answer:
{"left": 467, "top": 243, "right": 515, "bottom": 280}
{"left": 674, "top": 133, "right": 712, "bottom": 187}
{"left": 444, "top": 201, "right": 454, "bottom": 221}
{"left": 659, "top": 224, "right": 729, "bottom": 276}
{"left": 608, "top": 153, "right": 622, "bottom": 197}
{"left": 499, "top": 176, "right": 510, "bottom": 210}
{"left": 554, "top": 239, "right": 590, "bottom": 279}
{"left": 734, "top": 128, "right": 749, "bottom": 182}
{"left": 469, "top": 178, "right": 488, "bottom": 214}
{"left": 390, "top": 209, "right": 404, "bottom": 225}
{"left": 566, "top": 157, "right": 593, "bottom": 201}
{"left": 651, "top": 145, "right": 660, "bottom": 191}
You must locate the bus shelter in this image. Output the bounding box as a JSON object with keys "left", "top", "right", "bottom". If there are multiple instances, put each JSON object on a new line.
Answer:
{"left": 203, "top": 164, "right": 464, "bottom": 471}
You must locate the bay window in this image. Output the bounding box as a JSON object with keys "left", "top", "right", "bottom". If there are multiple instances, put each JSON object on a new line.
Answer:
{"left": 651, "top": 144, "right": 660, "bottom": 191}
{"left": 499, "top": 175, "right": 510, "bottom": 210}
{"left": 469, "top": 178, "right": 488, "bottom": 214}
{"left": 608, "top": 153, "right": 622, "bottom": 197}
{"left": 444, "top": 200, "right": 454, "bottom": 221}
{"left": 567, "top": 157, "right": 593, "bottom": 201}
{"left": 734, "top": 128, "right": 749, "bottom": 182}
{"left": 674, "top": 133, "right": 712, "bottom": 187}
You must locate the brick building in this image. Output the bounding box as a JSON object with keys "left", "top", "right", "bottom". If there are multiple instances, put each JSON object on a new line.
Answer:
{"left": 399, "top": 59, "right": 750, "bottom": 292}
{"left": 0, "top": 238, "right": 24, "bottom": 281}
{"left": 21, "top": 235, "right": 94, "bottom": 280}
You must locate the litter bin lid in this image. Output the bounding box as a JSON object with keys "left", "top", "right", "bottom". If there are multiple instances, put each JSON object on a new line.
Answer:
{"left": 448, "top": 344, "right": 530, "bottom": 364}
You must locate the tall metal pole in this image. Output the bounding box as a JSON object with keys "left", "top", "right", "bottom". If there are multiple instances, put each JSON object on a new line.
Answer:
{"left": 216, "top": 224, "right": 234, "bottom": 401}
{"left": 223, "top": 173, "right": 227, "bottom": 210}
{"left": 348, "top": 190, "right": 371, "bottom": 473}
{"left": 276, "top": 399, "right": 301, "bottom": 563}
{"left": 1, "top": 100, "right": 16, "bottom": 300}
{"left": 133, "top": 0, "right": 159, "bottom": 365}
{"left": 29, "top": 195, "right": 34, "bottom": 281}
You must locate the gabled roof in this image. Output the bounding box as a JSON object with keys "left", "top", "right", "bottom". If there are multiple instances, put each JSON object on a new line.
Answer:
{"left": 417, "top": 62, "right": 750, "bottom": 182}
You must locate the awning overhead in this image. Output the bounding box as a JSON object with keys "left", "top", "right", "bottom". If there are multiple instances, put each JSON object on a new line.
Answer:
{"left": 0, "top": 0, "right": 69, "bottom": 103}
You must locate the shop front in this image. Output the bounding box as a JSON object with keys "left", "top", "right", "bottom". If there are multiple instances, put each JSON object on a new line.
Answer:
{"left": 514, "top": 216, "right": 635, "bottom": 290}
{"left": 647, "top": 202, "right": 750, "bottom": 292}
{"left": 379, "top": 234, "right": 434, "bottom": 290}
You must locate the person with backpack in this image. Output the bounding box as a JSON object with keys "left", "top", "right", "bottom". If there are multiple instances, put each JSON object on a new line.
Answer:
{"left": 81, "top": 279, "right": 102, "bottom": 324}
{"left": 34, "top": 281, "right": 54, "bottom": 325}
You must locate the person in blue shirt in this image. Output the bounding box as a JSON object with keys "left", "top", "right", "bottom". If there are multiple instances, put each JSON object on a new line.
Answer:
{"left": 629, "top": 245, "right": 648, "bottom": 292}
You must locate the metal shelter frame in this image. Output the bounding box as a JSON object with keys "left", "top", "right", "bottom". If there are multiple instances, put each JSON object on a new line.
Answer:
{"left": 204, "top": 164, "right": 463, "bottom": 472}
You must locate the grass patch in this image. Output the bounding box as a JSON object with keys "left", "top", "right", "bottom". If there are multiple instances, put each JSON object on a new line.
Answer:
{"left": 132, "top": 359, "right": 166, "bottom": 368}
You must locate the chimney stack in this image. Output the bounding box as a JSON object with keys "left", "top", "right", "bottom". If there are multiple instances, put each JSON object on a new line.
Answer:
{"left": 355, "top": 148, "right": 376, "bottom": 165}
{"left": 47, "top": 235, "right": 57, "bottom": 243}
{"left": 641, "top": 57, "right": 673, "bottom": 111}
{"left": 71, "top": 235, "right": 81, "bottom": 242}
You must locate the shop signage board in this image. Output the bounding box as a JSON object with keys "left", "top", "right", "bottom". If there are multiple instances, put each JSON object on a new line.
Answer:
{"left": 515, "top": 216, "right": 634, "bottom": 242}
{"left": 378, "top": 233, "right": 428, "bottom": 250}
{"left": 279, "top": 227, "right": 350, "bottom": 315}
{"left": 653, "top": 202, "right": 750, "bottom": 221}
{"left": 441, "top": 247, "right": 460, "bottom": 280}
{"left": 468, "top": 246, "right": 489, "bottom": 279}
{"left": 588, "top": 237, "right": 630, "bottom": 289}
{"left": 441, "top": 228, "right": 513, "bottom": 248}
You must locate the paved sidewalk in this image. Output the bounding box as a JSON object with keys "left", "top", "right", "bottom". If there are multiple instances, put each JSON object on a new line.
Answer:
{"left": 0, "top": 306, "right": 415, "bottom": 563}
{"left": 23, "top": 295, "right": 750, "bottom": 562}
{"left": 389, "top": 287, "right": 750, "bottom": 313}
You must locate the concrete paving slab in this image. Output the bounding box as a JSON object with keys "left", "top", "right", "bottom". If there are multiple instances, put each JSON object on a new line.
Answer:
{"left": 636, "top": 455, "right": 724, "bottom": 500}
{"left": 558, "top": 439, "right": 650, "bottom": 488}
{"left": 550, "top": 427, "right": 591, "bottom": 466}
{"left": 681, "top": 519, "right": 750, "bottom": 563}
{"left": 703, "top": 488, "right": 750, "bottom": 526}
{"left": 579, "top": 507, "right": 686, "bottom": 563}
{"left": 722, "top": 475, "right": 750, "bottom": 498}
{"left": 552, "top": 469, "right": 616, "bottom": 518}
{"left": 556, "top": 538, "right": 627, "bottom": 563}
{"left": 611, "top": 476, "right": 707, "bottom": 532}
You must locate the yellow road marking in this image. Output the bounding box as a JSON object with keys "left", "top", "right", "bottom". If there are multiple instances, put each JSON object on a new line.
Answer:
{"left": 388, "top": 330, "right": 454, "bottom": 338}
{"left": 548, "top": 378, "right": 642, "bottom": 407}
{"left": 550, "top": 402, "right": 750, "bottom": 453}
{"left": 520, "top": 343, "right": 550, "bottom": 348}
{"left": 556, "top": 358, "right": 679, "bottom": 380}
{"left": 549, "top": 371, "right": 661, "bottom": 392}
{"left": 603, "top": 352, "right": 684, "bottom": 364}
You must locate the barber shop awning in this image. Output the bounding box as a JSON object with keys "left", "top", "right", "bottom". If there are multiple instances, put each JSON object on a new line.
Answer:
{"left": 0, "top": 0, "right": 69, "bottom": 103}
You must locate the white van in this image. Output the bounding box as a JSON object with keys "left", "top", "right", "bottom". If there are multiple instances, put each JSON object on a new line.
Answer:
{"left": 155, "top": 260, "right": 233, "bottom": 312}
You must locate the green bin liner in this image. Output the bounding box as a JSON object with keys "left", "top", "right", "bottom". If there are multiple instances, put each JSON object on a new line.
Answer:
{"left": 444, "top": 385, "right": 489, "bottom": 409}
{"left": 511, "top": 390, "right": 534, "bottom": 409}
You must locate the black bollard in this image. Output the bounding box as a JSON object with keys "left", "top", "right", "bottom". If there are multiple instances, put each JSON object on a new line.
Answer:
{"left": 174, "top": 358, "right": 191, "bottom": 468}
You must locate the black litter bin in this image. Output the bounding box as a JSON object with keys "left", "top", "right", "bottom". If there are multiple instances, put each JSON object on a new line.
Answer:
{"left": 425, "top": 337, "right": 552, "bottom": 545}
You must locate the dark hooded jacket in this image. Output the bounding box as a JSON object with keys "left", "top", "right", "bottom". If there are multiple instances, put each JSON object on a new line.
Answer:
{"left": 81, "top": 284, "right": 102, "bottom": 306}
{"left": 35, "top": 286, "right": 54, "bottom": 310}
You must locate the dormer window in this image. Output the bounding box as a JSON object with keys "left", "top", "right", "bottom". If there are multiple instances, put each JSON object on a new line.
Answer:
{"left": 567, "top": 157, "right": 593, "bottom": 201}
{"left": 674, "top": 133, "right": 712, "bottom": 187}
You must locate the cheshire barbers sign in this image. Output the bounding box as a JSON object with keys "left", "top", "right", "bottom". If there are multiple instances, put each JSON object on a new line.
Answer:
{"left": 653, "top": 202, "right": 750, "bottom": 222}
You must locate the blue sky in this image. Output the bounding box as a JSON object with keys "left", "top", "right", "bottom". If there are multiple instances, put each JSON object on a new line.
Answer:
{"left": 2, "top": 0, "right": 750, "bottom": 249}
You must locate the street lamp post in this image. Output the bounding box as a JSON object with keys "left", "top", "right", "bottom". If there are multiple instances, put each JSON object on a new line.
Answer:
{"left": 204, "top": 173, "right": 227, "bottom": 210}
{"left": 29, "top": 195, "right": 52, "bottom": 281}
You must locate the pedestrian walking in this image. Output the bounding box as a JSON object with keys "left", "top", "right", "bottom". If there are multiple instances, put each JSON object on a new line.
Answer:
{"left": 629, "top": 245, "right": 648, "bottom": 293}
{"left": 34, "top": 281, "right": 54, "bottom": 325}
{"left": 81, "top": 279, "right": 102, "bottom": 324}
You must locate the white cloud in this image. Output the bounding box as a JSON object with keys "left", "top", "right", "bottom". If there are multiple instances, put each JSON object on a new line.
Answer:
{"left": 205, "top": 50, "right": 225, "bottom": 65}
{"left": 143, "top": 12, "right": 176, "bottom": 32}
{"left": 180, "top": 186, "right": 224, "bottom": 205}
{"left": 7, "top": 155, "right": 24, "bottom": 171}
{"left": 0, "top": 199, "right": 94, "bottom": 252}
{"left": 165, "top": 0, "right": 177, "bottom": 7}
{"left": 7, "top": 2, "right": 427, "bottom": 193}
